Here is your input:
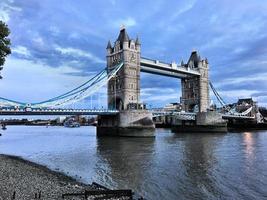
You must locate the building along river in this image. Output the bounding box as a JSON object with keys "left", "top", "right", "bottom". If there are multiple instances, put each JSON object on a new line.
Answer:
{"left": 0, "top": 126, "right": 267, "bottom": 200}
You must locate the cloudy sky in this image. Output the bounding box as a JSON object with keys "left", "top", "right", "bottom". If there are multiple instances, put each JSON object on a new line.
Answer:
{"left": 0, "top": 0, "right": 267, "bottom": 108}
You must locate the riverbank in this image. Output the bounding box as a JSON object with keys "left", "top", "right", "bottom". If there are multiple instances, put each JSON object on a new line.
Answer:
{"left": 0, "top": 154, "right": 93, "bottom": 199}
{"left": 0, "top": 154, "right": 136, "bottom": 200}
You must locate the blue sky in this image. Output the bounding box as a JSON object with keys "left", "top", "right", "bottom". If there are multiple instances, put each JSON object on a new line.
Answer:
{"left": 0, "top": 0, "right": 267, "bottom": 108}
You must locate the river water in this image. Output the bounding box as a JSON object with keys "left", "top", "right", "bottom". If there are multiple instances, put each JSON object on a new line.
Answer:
{"left": 0, "top": 126, "right": 267, "bottom": 200}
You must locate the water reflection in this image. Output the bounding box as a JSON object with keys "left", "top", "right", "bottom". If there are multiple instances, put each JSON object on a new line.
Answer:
{"left": 182, "top": 133, "right": 221, "bottom": 199}
{"left": 243, "top": 132, "right": 255, "bottom": 160}
{"left": 1, "top": 126, "right": 267, "bottom": 200}
{"left": 96, "top": 137, "right": 155, "bottom": 193}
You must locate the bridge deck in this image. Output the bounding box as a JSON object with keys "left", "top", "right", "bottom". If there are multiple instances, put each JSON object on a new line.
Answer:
{"left": 0, "top": 109, "right": 119, "bottom": 116}
{"left": 140, "top": 57, "right": 200, "bottom": 78}
{"left": 222, "top": 114, "right": 255, "bottom": 120}
{"left": 0, "top": 107, "right": 254, "bottom": 121}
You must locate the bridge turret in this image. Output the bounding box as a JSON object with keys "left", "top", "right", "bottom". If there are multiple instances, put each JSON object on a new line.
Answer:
{"left": 135, "top": 36, "right": 141, "bottom": 52}
{"left": 106, "top": 40, "right": 112, "bottom": 54}
{"left": 106, "top": 40, "right": 112, "bottom": 53}
{"left": 107, "top": 27, "right": 141, "bottom": 110}
{"left": 117, "top": 27, "right": 130, "bottom": 49}
{"left": 187, "top": 50, "right": 200, "bottom": 68}
{"left": 181, "top": 50, "right": 210, "bottom": 113}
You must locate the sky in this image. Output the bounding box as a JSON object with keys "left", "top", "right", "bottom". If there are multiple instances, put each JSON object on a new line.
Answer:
{"left": 0, "top": 0, "right": 267, "bottom": 108}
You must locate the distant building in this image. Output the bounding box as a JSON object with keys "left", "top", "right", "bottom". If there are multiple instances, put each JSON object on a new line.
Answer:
{"left": 153, "top": 103, "right": 183, "bottom": 127}
{"left": 56, "top": 116, "right": 66, "bottom": 124}
{"left": 237, "top": 98, "right": 255, "bottom": 106}
{"left": 236, "top": 98, "right": 258, "bottom": 117}
{"left": 163, "top": 103, "right": 182, "bottom": 111}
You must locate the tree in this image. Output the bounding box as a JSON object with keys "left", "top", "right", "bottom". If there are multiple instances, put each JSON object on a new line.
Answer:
{"left": 0, "top": 21, "right": 11, "bottom": 79}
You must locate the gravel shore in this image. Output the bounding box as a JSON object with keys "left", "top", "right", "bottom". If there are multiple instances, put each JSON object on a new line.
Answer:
{"left": 0, "top": 154, "right": 94, "bottom": 199}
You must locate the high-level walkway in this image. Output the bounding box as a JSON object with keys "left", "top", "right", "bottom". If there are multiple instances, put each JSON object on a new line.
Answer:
{"left": 140, "top": 57, "right": 200, "bottom": 78}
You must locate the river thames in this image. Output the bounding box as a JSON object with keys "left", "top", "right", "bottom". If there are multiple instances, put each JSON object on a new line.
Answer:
{"left": 0, "top": 126, "right": 267, "bottom": 200}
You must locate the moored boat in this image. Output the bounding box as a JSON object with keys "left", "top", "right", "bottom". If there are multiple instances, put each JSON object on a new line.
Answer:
{"left": 64, "top": 118, "right": 80, "bottom": 128}
{"left": 1, "top": 123, "right": 7, "bottom": 130}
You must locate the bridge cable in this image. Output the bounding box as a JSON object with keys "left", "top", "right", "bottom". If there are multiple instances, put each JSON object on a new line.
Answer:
{"left": 209, "top": 81, "right": 227, "bottom": 107}
{"left": 0, "top": 62, "right": 124, "bottom": 108}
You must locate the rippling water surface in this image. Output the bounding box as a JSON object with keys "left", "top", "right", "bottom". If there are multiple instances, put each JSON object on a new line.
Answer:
{"left": 1, "top": 126, "right": 267, "bottom": 199}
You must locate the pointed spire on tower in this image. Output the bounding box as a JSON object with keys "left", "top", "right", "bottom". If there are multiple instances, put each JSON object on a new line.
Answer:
{"left": 117, "top": 26, "right": 130, "bottom": 43}
{"left": 106, "top": 40, "right": 112, "bottom": 49}
{"left": 188, "top": 50, "right": 200, "bottom": 67}
{"left": 135, "top": 36, "right": 140, "bottom": 45}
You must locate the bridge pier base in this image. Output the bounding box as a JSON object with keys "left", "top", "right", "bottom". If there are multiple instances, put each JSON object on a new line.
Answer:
{"left": 172, "top": 111, "right": 227, "bottom": 133}
{"left": 97, "top": 110, "right": 155, "bottom": 137}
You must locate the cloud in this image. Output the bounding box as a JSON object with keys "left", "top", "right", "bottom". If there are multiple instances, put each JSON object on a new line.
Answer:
{"left": 170, "top": 0, "right": 196, "bottom": 20}
{"left": 54, "top": 46, "right": 105, "bottom": 64}
{"left": 251, "top": 92, "right": 267, "bottom": 98}
{"left": 210, "top": 89, "right": 260, "bottom": 107}
{"left": 49, "top": 26, "right": 60, "bottom": 36}
{"left": 218, "top": 89, "right": 258, "bottom": 99}
{"left": 0, "top": 0, "right": 21, "bottom": 22}
{"left": 0, "top": 57, "right": 89, "bottom": 102}
{"left": 141, "top": 87, "right": 181, "bottom": 107}
{"left": 12, "top": 46, "right": 31, "bottom": 57}
{"left": 214, "top": 72, "right": 267, "bottom": 88}
{"left": 32, "top": 37, "right": 45, "bottom": 47}
{"left": 112, "top": 17, "right": 137, "bottom": 28}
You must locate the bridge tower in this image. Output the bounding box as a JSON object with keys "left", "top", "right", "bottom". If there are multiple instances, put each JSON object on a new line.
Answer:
{"left": 181, "top": 51, "right": 209, "bottom": 112}
{"left": 106, "top": 27, "right": 141, "bottom": 110}
{"left": 97, "top": 27, "right": 155, "bottom": 137}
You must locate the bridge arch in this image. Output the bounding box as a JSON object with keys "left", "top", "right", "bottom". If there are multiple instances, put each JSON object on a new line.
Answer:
{"left": 109, "top": 96, "right": 124, "bottom": 110}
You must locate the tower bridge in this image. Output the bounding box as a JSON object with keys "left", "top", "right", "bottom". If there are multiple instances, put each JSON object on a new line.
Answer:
{"left": 0, "top": 27, "right": 259, "bottom": 136}
{"left": 100, "top": 27, "right": 210, "bottom": 136}
{"left": 106, "top": 28, "right": 209, "bottom": 113}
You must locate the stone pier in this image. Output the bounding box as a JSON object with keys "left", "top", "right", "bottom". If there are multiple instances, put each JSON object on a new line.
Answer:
{"left": 172, "top": 111, "right": 227, "bottom": 133}
{"left": 97, "top": 110, "right": 155, "bottom": 137}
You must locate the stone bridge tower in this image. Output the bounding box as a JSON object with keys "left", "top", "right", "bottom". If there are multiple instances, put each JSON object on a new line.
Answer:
{"left": 181, "top": 51, "right": 209, "bottom": 112}
{"left": 98, "top": 27, "right": 154, "bottom": 137}
{"left": 106, "top": 27, "right": 141, "bottom": 110}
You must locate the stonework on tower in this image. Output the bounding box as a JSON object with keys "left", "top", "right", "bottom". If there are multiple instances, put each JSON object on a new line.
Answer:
{"left": 106, "top": 28, "right": 141, "bottom": 110}
{"left": 181, "top": 51, "right": 209, "bottom": 112}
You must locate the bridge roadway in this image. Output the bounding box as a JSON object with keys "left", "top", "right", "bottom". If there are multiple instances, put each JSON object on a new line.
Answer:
{"left": 222, "top": 114, "right": 255, "bottom": 120}
{"left": 0, "top": 107, "right": 254, "bottom": 121}
{"left": 0, "top": 107, "right": 197, "bottom": 120}
{"left": 0, "top": 108, "right": 119, "bottom": 116}
{"left": 151, "top": 110, "right": 196, "bottom": 120}
{"left": 140, "top": 57, "right": 200, "bottom": 78}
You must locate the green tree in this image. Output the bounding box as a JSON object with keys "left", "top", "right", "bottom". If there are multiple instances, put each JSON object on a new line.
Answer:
{"left": 0, "top": 21, "right": 11, "bottom": 79}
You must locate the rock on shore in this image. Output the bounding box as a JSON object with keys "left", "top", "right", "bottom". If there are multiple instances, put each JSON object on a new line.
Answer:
{"left": 0, "top": 154, "right": 92, "bottom": 199}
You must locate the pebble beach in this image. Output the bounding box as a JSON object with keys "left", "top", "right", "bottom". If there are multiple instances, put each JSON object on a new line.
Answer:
{"left": 0, "top": 154, "right": 93, "bottom": 199}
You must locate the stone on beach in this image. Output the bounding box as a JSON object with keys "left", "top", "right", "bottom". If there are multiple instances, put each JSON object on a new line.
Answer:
{"left": 0, "top": 154, "right": 91, "bottom": 199}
